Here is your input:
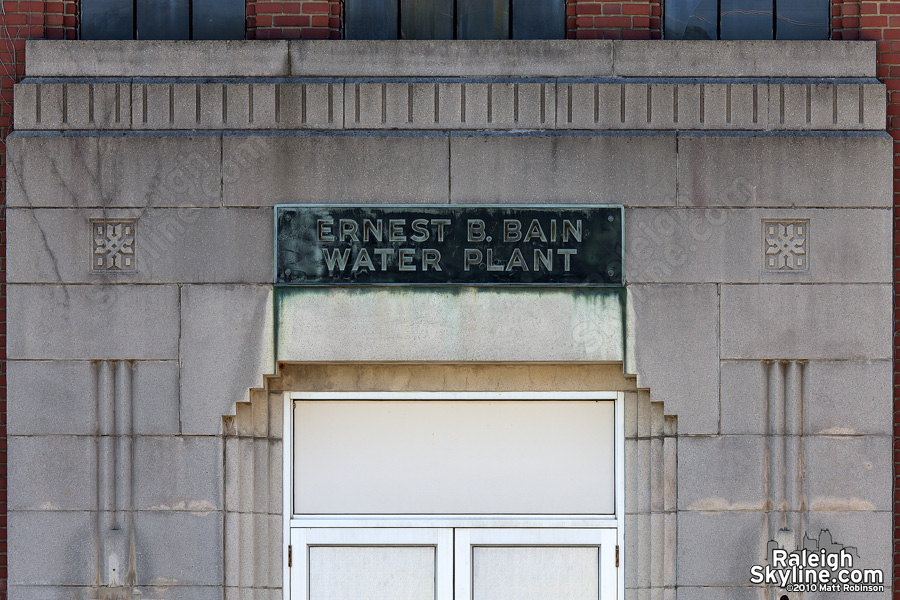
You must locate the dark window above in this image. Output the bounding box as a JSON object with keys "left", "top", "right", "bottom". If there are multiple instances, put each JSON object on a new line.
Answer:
{"left": 665, "top": 0, "right": 829, "bottom": 40}
{"left": 81, "top": 0, "right": 245, "bottom": 40}
{"left": 346, "top": 0, "right": 564, "bottom": 40}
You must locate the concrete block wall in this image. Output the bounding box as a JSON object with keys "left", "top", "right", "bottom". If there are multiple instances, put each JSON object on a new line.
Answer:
{"left": 4, "top": 40, "right": 893, "bottom": 600}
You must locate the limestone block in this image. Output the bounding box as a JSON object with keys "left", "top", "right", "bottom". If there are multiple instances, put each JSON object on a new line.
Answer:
{"left": 804, "top": 360, "right": 892, "bottom": 435}
{"left": 9, "top": 436, "right": 95, "bottom": 511}
{"left": 289, "top": 40, "right": 615, "bottom": 77}
{"left": 133, "top": 361, "right": 181, "bottom": 435}
{"left": 677, "top": 436, "right": 767, "bottom": 511}
{"left": 133, "top": 511, "right": 224, "bottom": 586}
{"left": 676, "top": 511, "right": 768, "bottom": 587}
{"left": 6, "top": 134, "right": 222, "bottom": 208}
{"left": 720, "top": 361, "right": 767, "bottom": 435}
{"left": 612, "top": 41, "right": 876, "bottom": 77}
{"left": 26, "top": 40, "right": 291, "bottom": 77}
{"left": 677, "top": 133, "right": 893, "bottom": 208}
{"left": 277, "top": 288, "right": 624, "bottom": 363}
{"left": 223, "top": 134, "right": 450, "bottom": 206}
{"left": 281, "top": 83, "right": 343, "bottom": 129}
{"left": 134, "top": 436, "right": 223, "bottom": 511}
{"left": 624, "top": 207, "right": 892, "bottom": 284}
{"left": 14, "top": 82, "right": 130, "bottom": 130}
{"left": 675, "top": 588, "right": 766, "bottom": 600}
{"left": 8, "top": 360, "right": 96, "bottom": 435}
{"left": 450, "top": 134, "right": 676, "bottom": 206}
{"left": 180, "top": 285, "right": 274, "bottom": 435}
{"left": 805, "top": 436, "right": 891, "bottom": 512}
{"left": 8, "top": 284, "right": 180, "bottom": 360}
{"left": 720, "top": 284, "right": 891, "bottom": 360}
{"left": 134, "top": 587, "right": 226, "bottom": 600}
{"left": 8, "top": 511, "right": 94, "bottom": 585}
{"left": 8, "top": 207, "right": 273, "bottom": 284}
{"left": 6, "top": 586, "right": 92, "bottom": 600}
{"left": 805, "top": 511, "right": 892, "bottom": 584}
{"left": 626, "top": 284, "right": 719, "bottom": 434}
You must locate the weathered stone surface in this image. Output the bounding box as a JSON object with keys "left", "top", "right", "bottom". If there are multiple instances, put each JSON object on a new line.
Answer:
{"left": 676, "top": 511, "right": 768, "bottom": 587}
{"left": 277, "top": 288, "right": 624, "bottom": 363}
{"left": 450, "top": 134, "right": 675, "bottom": 206}
{"left": 8, "top": 511, "right": 94, "bottom": 585}
{"left": 290, "top": 40, "right": 614, "bottom": 77}
{"left": 134, "top": 436, "right": 223, "bottom": 511}
{"left": 720, "top": 361, "right": 768, "bottom": 435}
{"left": 9, "top": 436, "right": 95, "bottom": 511}
{"left": 624, "top": 208, "right": 892, "bottom": 284}
{"left": 180, "top": 285, "right": 274, "bottom": 435}
{"left": 675, "top": 587, "right": 767, "bottom": 600}
{"left": 6, "top": 134, "right": 222, "bottom": 208}
{"left": 804, "top": 360, "right": 892, "bottom": 435}
{"left": 8, "top": 284, "right": 180, "bottom": 360}
{"left": 8, "top": 207, "right": 272, "bottom": 284}
{"left": 133, "top": 361, "right": 181, "bottom": 435}
{"left": 677, "top": 436, "right": 767, "bottom": 511}
{"left": 805, "top": 436, "right": 891, "bottom": 512}
{"left": 133, "top": 511, "right": 224, "bottom": 586}
{"left": 720, "top": 284, "right": 891, "bottom": 360}
{"left": 614, "top": 41, "right": 876, "bottom": 78}
{"left": 223, "top": 134, "right": 450, "bottom": 206}
{"left": 627, "top": 284, "right": 719, "bottom": 434}
{"left": 8, "top": 360, "right": 96, "bottom": 435}
{"left": 677, "top": 133, "right": 892, "bottom": 208}
{"left": 805, "top": 511, "right": 892, "bottom": 582}
{"left": 26, "top": 40, "right": 290, "bottom": 77}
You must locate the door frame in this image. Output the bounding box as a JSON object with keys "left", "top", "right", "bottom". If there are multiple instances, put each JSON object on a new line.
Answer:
{"left": 282, "top": 390, "right": 626, "bottom": 599}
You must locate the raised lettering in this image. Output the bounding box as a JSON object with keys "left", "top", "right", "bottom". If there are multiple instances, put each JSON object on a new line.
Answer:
{"left": 317, "top": 219, "right": 335, "bottom": 242}
{"left": 464, "top": 249, "right": 483, "bottom": 271}
{"left": 468, "top": 219, "right": 485, "bottom": 242}
{"left": 321, "top": 248, "right": 351, "bottom": 271}
{"left": 373, "top": 248, "right": 394, "bottom": 271}
{"left": 422, "top": 249, "right": 442, "bottom": 271}
{"left": 351, "top": 248, "right": 375, "bottom": 272}
{"left": 486, "top": 249, "right": 504, "bottom": 271}
{"left": 362, "top": 219, "right": 383, "bottom": 242}
{"left": 410, "top": 219, "right": 430, "bottom": 242}
{"left": 558, "top": 248, "right": 577, "bottom": 271}
{"left": 389, "top": 219, "right": 407, "bottom": 242}
{"left": 339, "top": 219, "right": 359, "bottom": 242}
{"left": 534, "top": 249, "right": 553, "bottom": 272}
{"left": 504, "top": 219, "right": 522, "bottom": 242}
{"left": 506, "top": 248, "right": 528, "bottom": 271}
{"left": 523, "top": 219, "right": 547, "bottom": 243}
{"left": 398, "top": 248, "right": 416, "bottom": 271}
{"left": 563, "top": 219, "right": 583, "bottom": 243}
{"left": 432, "top": 219, "right": 451, "bottom": 242}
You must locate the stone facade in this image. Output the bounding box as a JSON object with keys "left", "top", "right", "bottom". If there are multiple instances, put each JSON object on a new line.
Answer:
{"left": 6, "top": 40, "right": 893, "bottom": 600}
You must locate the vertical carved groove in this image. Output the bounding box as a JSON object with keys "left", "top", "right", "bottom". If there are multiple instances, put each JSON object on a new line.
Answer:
{"left": 832, "top": 85, "right": 838, "bottom": 125}
{"left": 859, "top": 84, "right": 865, "bottom": 124}
{"left": 805, "top": 84, "right": 812, "bottom": 124}
{"left": 168, "top": 84, "right": 174, "bottom": 125}
{"left": 35, "top": 84, "right": 41, "bottom": 124}
{"left": 380, "top": 83, "right": 386, "bottom": 124}
{"left": 275, "top": 84, "right": 281, "bottom": 124}
{"left": 222, "top": 84, "right": 227, "bottom": 124}
{"left": 461, "top": 84, "right": 467, "bottom": 124}
{"left": 328, "top": 83, "right": 334, "bottom": 124}
{"left": 699, "top": 84, "right": 705, "bottom": 124}
{"left": 407, "top": 83, "right": 413, "bottom": 124}
{"left": 195, "top": 84, "right": 201, "bottom": 125}
{"left": 513, "top": 84, "right": 519, "bottom": 124}
{"left": 352, "top": 84, "right": 358, "bottom": 124}
{"left": 248, "top": 85, "right": 254, "bottom": 125}
{"left": 673, "top": 85, "right": 679, "bottom": 124}
{"left": 566, "top": 84, "right": 573, "bottom": 124}
{"left": 620, "top": 83, "right": 626, "bottom": 124}
{"left": 593, "top": 83, "right": 599, "bottom": 124}
{"left": 89, "top": 84, "right": 95, "bottom": 124}
{"left": 304, "top": 84, "right": 310, "bottom": 125}
{"left": 725, "top": 83, "right": 732, "bottom": 124}
{"left": 539, "top": 83, "right": 545, "bottom": 124}
{"left": 487, "top": 84, "right": 493, "bottom": 124}
{"left": 62, "top": 84, "right": 68, "bottom": 124}
{"left": 646, "top": 84, "right": 652, "bottom": 124}
{"left": 434, "top": 83, "right": 440, "bottom": 124}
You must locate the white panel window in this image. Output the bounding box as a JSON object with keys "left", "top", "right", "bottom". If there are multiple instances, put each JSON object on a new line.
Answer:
{"left": 293, "top": 397, "right": 616, "bottom": 515}
{"left": 285, "top": 391, "right": 624, "bottom": 600}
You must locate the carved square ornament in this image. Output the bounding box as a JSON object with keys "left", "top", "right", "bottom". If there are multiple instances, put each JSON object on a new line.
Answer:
{"left": 763, "top": 219, "right": 808, "bottom": 273}
{"left": 92, "top": 219, "right": 136, "bottom": 272}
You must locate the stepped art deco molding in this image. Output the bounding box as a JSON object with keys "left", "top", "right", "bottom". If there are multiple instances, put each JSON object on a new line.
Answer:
{"left": 14, "top": 79, "right": 885, "bottom": 132}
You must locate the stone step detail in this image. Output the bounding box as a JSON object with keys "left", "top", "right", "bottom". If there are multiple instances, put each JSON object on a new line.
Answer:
{"left": 14, "top": 80, "right": 886, "bottom": 132}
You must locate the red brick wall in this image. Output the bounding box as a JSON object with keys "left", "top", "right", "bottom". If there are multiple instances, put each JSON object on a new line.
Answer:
{"left": 247, "top": 1, "right": 341, "bottom": 39}
{"left": 567, "top": 0, "right": 662, "bottom": 39}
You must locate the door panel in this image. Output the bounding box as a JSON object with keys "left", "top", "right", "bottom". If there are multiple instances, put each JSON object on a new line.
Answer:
{"left": 455, "top": 529, "right": 617, "bottom": 600}
{"left": 291, "top": 528, "right": 453, "bottom": 600}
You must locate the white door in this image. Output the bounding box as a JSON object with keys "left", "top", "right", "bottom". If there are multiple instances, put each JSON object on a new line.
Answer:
{"left": 285, "top": 392, "right": 623, "bottom": 600}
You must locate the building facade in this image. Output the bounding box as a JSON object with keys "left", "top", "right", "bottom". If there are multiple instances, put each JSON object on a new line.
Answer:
{"left": 1, "top": 3, "right": 897, "bottom": 600}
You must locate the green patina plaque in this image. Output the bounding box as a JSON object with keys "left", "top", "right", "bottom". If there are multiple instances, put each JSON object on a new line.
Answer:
{"left": 275, "top": 204, "right": 623, "bottom": 287}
